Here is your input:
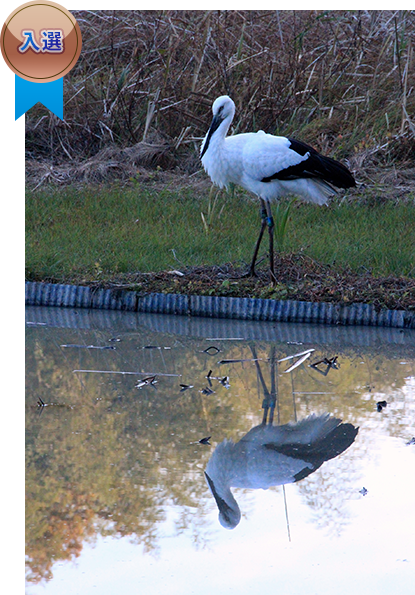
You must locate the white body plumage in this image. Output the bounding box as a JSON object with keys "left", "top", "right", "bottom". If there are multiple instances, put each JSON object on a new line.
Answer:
{"left": 202, "top": 127, "right": 332, "bottom": 205}
{"left": 205, "top": 413, "right": 358, "bottom": 529}
{"left": 200, "top": 95, "right": 356, "bottom": 279}
{"left": 200, "top": 96, "right": 355, "bottom": 205}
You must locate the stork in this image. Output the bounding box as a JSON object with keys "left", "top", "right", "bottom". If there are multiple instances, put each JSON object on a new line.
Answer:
{"left": 200, "top": 95, "right": 356, "bottom": 282}
{"left": 205, "top": 413, "right": 358, "bottom": 529}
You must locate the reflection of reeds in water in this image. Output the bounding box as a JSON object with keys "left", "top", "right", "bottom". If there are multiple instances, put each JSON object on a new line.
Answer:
{"left": 25, "top": 324, "right": 414, "bottom": 580}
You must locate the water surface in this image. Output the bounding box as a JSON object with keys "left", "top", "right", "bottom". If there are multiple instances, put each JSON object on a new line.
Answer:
{"left": 25, "top": 307, "right": 415, "bottom": 594}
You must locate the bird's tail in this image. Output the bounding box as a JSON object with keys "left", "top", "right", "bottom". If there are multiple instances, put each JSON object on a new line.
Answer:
{"left": 264, "top": 414, "right": 358, "bottom": 466}
{"left": 275, "top": 178, "right": 337, "bottom": 206}
{"left": 314, "top": 152, "right": 356, "bottom": 189}
{"left": 269, "top": 413, "right": 340, "bottom": 443}
{"left": 305, "top": 178, "right": 337, "bottom": 205}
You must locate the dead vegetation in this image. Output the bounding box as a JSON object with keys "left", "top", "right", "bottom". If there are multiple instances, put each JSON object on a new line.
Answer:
{"left": 26, "top": 10, "right": 415, "bottom": 190}
{"left": 74, "top": 255, "right": 415, "bottom": 312}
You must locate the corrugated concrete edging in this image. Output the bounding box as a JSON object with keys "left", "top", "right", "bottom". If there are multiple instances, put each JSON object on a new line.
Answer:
{"left": 25, "top": 281, "right": 415, "bottom": 329}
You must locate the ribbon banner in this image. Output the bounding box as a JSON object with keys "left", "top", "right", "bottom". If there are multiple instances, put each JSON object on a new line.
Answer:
{"left": 15, "top": 75, "right": 63, "bottom": 120}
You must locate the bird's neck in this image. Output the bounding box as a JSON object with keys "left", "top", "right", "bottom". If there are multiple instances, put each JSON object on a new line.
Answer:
{"left": 208, "top": 119, "right": 228, "bottom": 152}
{"left": 201, "top": 125, "right": 232, "bottom": 188}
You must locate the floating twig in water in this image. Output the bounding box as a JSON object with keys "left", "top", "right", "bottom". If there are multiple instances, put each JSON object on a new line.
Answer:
{"left": 377, "top": 400, "right": 387, "bottom": 412}
{"left": 406, "top": 437, "right": 415, "bottom": 445}
{"left": 61, "top": 344, "right": 116, "bottom": 350}
{"left": 283, "top": 351, "right": 312, "bottom": 374}
{"left": 180, "top": 383, "right": 194, "bottom": 392}
{"left": 142, "top": 345, "right": 171, "bottom": 350}
{"left": 278, "top": 348, "right": 315, "bottom": 363}
{"left": 35, "top": 398, "right": 73, "bottom": 410}
{"left": 203, "top": 346, "right": 221, "bottom": 355}
{"left": 310, "top": 355, "right": 339, "bottom": 376}
{"left": 73, "top": 369, "right": 180, "bottom": 377}
{"left": 199, "top": 436, "right": 211, "bottom": 445}
{"left": 219, "top": 376, "right": 230, "bottom": 388}
{"left": 108, "top": 337, "right": 121, "bottom": 342}
{"left": 206, "top": 370, "right": 230, "bottom": 388}
{"left": 359, "top": 487, "right": 368, "bottom": 496}
{"left": 200, "top": 386, "right": 214, "bottom": 395}
{"left": 206, "top": 369, "right": 213, "bottom": 386}
{"left": 218, "top": 358, "right": 261, "bottom": 364}
{"left": 135, "top": 376, "right": 158, "bottom": 389}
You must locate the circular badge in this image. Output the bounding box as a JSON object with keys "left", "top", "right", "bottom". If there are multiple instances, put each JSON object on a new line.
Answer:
{"left": 1, "top": 1, "right": 82, "bottom": 83}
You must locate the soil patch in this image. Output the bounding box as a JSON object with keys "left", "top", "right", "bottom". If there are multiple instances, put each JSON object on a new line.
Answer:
{"left": 65, "top": 254, "right": 415, "bottom": 312}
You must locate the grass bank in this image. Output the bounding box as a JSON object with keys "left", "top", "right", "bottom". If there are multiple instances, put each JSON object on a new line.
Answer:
{"left": 26, "top": 183, "right": 414, "bottom": 285}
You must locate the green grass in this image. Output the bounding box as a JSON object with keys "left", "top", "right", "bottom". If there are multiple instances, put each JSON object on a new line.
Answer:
{"left": 26, "top": 184, "right": 415, "bottom": 282}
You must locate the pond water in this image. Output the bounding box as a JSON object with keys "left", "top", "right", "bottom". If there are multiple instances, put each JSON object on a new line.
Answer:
{"left": 25, "top": 306, "right": 415, "bottom": 595}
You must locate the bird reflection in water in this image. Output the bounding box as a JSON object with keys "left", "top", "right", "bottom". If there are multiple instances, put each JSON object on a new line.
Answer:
{"left": 204, "top": 347, "right": 358, "bottom": 529}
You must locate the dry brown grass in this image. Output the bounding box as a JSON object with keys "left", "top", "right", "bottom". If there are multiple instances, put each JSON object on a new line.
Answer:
{"left": 66, "top": 256, "right": 415, "bottom": 312}
{"left": 25, "top": 10, "right": 415, "bottom": 189}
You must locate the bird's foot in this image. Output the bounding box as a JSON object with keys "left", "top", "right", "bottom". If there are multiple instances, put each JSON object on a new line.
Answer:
{"left": 241, "top": 267, "right": 258, "bottom": 279}
{"left": 269, "top": 270, "right": 277, "bottom": 285}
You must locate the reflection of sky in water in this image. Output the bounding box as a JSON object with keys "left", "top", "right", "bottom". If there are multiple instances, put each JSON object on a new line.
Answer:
{"left": 25, "top": 308, "right": 415, "bottom": 594}
{"left": 28, "top": 444, "right": 414, "bottom": 595}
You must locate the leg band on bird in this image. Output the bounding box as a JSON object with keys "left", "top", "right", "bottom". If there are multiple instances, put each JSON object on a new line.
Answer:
{"left": 265, "top": 206, "right": 276, "bottom": 284}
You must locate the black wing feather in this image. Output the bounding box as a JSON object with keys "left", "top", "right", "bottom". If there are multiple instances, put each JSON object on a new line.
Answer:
{"left": 261, "top": 137, "right": 356, "bottom": 189}
{"left": 264, "top": 422, "right": 359, "bottom": 465}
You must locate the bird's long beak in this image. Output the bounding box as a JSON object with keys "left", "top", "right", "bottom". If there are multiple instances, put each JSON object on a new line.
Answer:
{"left": 204, "top": 472, "right": 232, "bottom": 517}
{"left": 200, "top": 114, "right": 223, "bottom": 158}
{"left": 204, "top": 471, "right": 240, "bottom": 529}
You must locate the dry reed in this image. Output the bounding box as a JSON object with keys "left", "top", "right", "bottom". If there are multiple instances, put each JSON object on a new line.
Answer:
{"left": 25, "top": 10, "right": 415, "bottom": 187}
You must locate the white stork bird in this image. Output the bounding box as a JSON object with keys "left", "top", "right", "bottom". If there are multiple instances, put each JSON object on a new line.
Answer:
{"left": 200, "top": 95, "right": 356, "bottom": 281}
{"left": 205, "top": 413, "right": 358, "bottom": 530}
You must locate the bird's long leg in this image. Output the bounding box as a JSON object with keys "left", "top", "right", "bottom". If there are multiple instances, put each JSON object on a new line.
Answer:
{"left": 268, "top": 346, "right": 277, "bottom": 425}
{"left": 250, "top": 346, "right": 270, "bottom": 425}
{"left": 248, "top": 200, "right": 267, "bottom": 277}
{"left": 265, "top": 201, "right": 277, "bottom": 284}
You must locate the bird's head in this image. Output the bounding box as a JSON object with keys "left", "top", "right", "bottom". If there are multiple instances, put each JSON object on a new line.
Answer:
{"left": 204, "top": 471, "right": 241, "bottom": 530}
{"left": 200, "top": 96, "right": 235, "bottom": 158}
{"left": 211, "top": 95, "right": 235, "bottom": 121}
